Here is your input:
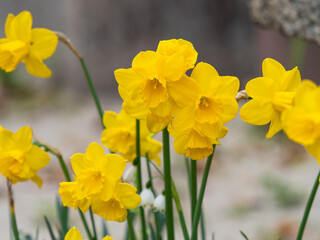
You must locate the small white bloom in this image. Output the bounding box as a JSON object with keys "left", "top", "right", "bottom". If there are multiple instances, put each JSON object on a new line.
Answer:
{"left": 140, "top": 188, "right": 154, "bottom": 208}
{"left": 153, "top": 194, "right": 165, "bottom": 213}
{"left": 123, "top": 165, "right": 136, "bottom": 183}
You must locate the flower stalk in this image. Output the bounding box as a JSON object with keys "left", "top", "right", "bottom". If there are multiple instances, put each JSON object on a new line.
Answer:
{"left": 135, "top": 120, "right": 148, "bottom": 240}
{"left": 7, "top": 179, "right": 20, "bottom": 240}
{"left": 191, "top": 146, "right": 216, "bottom": 240}
{"left": 55, "top": 32, "right": 104, "bottom": 127}
{"left": 162, "top": 127, "right": 175, "bottom": 240}
{"left": 296, "top": 169, "right": 320, "bottom": 240}
{"left": 191, "top": 159, "right": 197, "bottom": 240}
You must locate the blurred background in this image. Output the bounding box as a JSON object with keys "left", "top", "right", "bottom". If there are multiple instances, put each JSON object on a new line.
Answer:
{"left": 0, "top": 0, "right": 320, "bottom": 239}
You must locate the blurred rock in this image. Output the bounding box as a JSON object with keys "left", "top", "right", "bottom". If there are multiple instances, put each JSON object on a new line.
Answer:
{"left": 249, "top": 0, "right": 320, "bottom": 46}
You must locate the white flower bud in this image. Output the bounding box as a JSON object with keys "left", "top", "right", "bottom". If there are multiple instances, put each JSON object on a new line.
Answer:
{"left": 140, "top": 188, "right": 154, "bottom": 208}
{"left": 123, "top": 165, "right": 136, "bottom": 183}
{"left": 153, "top": 194, "right": 165, "bottom": 213}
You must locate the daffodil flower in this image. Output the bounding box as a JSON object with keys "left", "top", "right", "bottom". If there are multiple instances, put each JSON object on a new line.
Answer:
{"left": 0, "top": 11, "right": 58, "bottom": 77}
{"left": 240, "top": 58, "right": 301, "bottom": 138}
{"left": 101, "top": 110, "right": 162, "bottom": 165}
{"left": 0, "top": 126, "right": 50, "bottom": 187}
{"left": 282, "top": 80, "right": 320, "bottom": 163}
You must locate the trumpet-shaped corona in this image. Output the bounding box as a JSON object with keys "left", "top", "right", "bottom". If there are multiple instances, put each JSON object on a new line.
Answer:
{"left": 64, "top": 227, "right": 114, "bottom": 240}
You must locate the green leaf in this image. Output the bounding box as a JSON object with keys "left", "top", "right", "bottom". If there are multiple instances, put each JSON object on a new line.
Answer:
{"left": 240, "top": 230, "right": 249, "bottom": 240}
{"left": 44, "top": 216, "right": 57, "bottom": 240}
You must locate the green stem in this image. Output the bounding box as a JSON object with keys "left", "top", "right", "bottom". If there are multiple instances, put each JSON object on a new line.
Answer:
{"left": 162, "top": 127, "right": 175, "bottom": 240}
{"left": 191, "top": 159, "right": 197, "bottom": 240}
{"left": 127, "top": 210, "right": 136, "bottom": 240}
{"left": 79, "top": 58, "right": 104, "bottom": 127}
{"left": 89, "top": 208, "right": 97, "bottom": 240}
{"left": 296, "top": 169, "right": 320, "bottom": 240}
{"left": 7, "top": 180, "right": 20, "bottom": 240}
{"left": 150, "top": 161, "right": 189, "bottom": 240}
{"left": 200, "top": 210, "right": 206, "bottom": 240}
{"left": 146, "top": 154, "right": 161, "bottom": 240}
{"left": 33, "top": 141, "right": 93, "bottom": 239}
{"left": 191, "top": 146, "right": 216, "bottom": 240}
{"left": 79, "top": 210, "right": 93, "bottom": 240}
{"left": 136, "top": 120, "right": 148, "bottom": 240}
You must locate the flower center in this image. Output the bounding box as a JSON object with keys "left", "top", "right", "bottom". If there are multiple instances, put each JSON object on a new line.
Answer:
{"left": 140, "top": 77, "right": 168, "bottom": 108}
{"left": 195, "top": 95, "right": 223, "bottom": 124}
{"left": 0, "top": 40, "right": 29, "bottom": 72}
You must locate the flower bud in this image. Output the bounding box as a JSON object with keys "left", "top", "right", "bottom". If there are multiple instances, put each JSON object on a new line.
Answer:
{"left": 140, "top": 188, "right": 154, "bottom": 208}
{"left": 123, "top": 165, "right": 136, "bottom": 183}
{"left": 153, "top": 194, "right": 165, "bottom": 213}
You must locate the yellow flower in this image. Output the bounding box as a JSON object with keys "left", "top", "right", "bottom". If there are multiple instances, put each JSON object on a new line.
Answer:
{"left": 0, "top": 126, "right": 50, "bottom": 187}
{"left": 65, "top": 227, "right": 114, "bottom": 240}
{"left": 91, "top": 180, "right": 141, "bottom": 222}
{"left": 59, "top": 142, "right": 127, "bottom": 212}
{"left": 282, "top": 80, "right": 320, "bottom": 163}
{"left": 115, "top": 39, "right": 197, "bottom": 132}
{"left": 168, "top": 62, "right": 239, "bottom": 159}
{"left": 156, "top": 38, "right": 198, "bottom": 71}
{"left": 101, "top": 110, "right": 162, "bottom": 165}
{"left": 0, "top": 11, "right": 58, "bottom": 77}
{"left": 240, "top": 58, "right": 301, "bottom": 138}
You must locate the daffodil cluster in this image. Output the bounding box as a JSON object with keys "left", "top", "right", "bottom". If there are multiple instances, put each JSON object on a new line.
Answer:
{"left": 240, "top": 58, "right": 301, "bottom": 138}
{"left": 0, "top": 11, "right": 58, "bottom": 77}
{"left": 59, "top": 142, "right": 141, "bottom": 222}
{"left": 0, "top": 126, "right": 50, "bottom": 187}
{"left": 101, "top": 110, "right": 162, "bottom": 165}
{"left": 115, "top": 39, "right": 240, "bottom": 160}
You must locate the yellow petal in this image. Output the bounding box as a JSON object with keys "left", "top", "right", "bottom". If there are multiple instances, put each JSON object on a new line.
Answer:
{"left": 173, "top": 134, "right": 188, "bottom": 155}
{"left": 5, "top": 14, "right": 15, "bottom": 39}
{"left": 262, "top": 58, "right": 286, "bottom": 84}
{"left": 146, "top": 112, "right": 171, "bottom": 133}
{"left": 214, "top": 76, "right": 239, "bottom": 98}
{"left": 85, "top": 142, "right": 106, "bottom": 167}
{"left": 25, "top": 145, "right": 50, "bottom": 170}
{"left": 102, "top": 236, "right": 114, "bottom": 240}
{"left": 114, "top": 68, "right": 143, "bottom": 94}
{"left": 104, "top": 154, "right": 127, "bottom": 179}
{"left": 168, "top": 75, "right": 199, "bottom": 107}
{"left": 162, "top": 53, "right": 186, "bottom": 81}
{"left": 30, "top": 28, "right": 58, "bottom": 59}
{"left": 281, "top": 67, "right": 301, "bottom": 91}
{"left": 169, "top": 105, "right": 195, "bottom": 136}
{"left": 92, "top": 199, "right": 128, "bottom": 222}
{"left": 305, "top": 139, "right": 320, "bottom": 164}
{"left": 24, "top": 52, "right": 52, "bottom": 78}
{"left": 141, "top": 138, "right": 162, "bottom": 166}
{"left": 294, "top": 80, "right": 318, "bottom": 110}
{"left": 266, "top": 111, "right": 282, "bottom": 138}
{"left": 102, "top": 111, "right": 118, "bottom": 128}
{"left": 64, "top": 227, "right": 83, "bottom": 240}
{"left": 245, "top": 77, "right": 274, "bottom": 100}
{"left": 71, "top": 153, "right": 87, "bottom": 177}
{"left": 13, "top": 11, "right": 32, "bottom": 42}
{"left": 191, "top": 62, "right": 219, "bottom": 92}
{"left": 220, "top": 97, "right": 239, "bottom": 123}
{"left": 99, "top": 179, "right": 115, "bottom": 201}
{"left": 132, "top": 51, "right": 159, "bottom": 78}
{"left": 13, "top": 126, "right": 32, "bottom": 152}
{"left": 118, "top": 182, "right": 141, "bottom": 209}
{"left": 240, "top": 99, "right": 273, "bottom": 125}
{"left": 31, "top": 174, "right": 43, "bottom": 188}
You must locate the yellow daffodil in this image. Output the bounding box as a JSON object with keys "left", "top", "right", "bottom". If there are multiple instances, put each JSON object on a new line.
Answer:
{"left": 0, "top": 126, "right": 50, "bottom": 187}
{"left": 101, "top": 110, "right": 162, "bottom": 165}
{"left": 59, "top": 142, "right": 127, "bottom": 212}
{"left": 65, "top": 227, "right": 114, "bottom": 240}
{"left": 115, "top": 39, "right": 197, "bottom": 132}
{"left": 0, "top": 11, "right": 58, "bottom": 77}
{"left": 240, "top": 58, "right": 301, "bottom": 138}
{"left": 282, "top": 80, "right": 320, "bottom": 163}
{"left": 168, "top": 62, "right": 239, "bottom": 159}
{"left": 91, "top": 180, "right": 141, "bottom": 222}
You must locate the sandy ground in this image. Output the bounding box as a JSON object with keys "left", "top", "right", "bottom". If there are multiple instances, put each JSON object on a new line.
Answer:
{"left": 0, "top": 93, "right": 320, "bottom": 240}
